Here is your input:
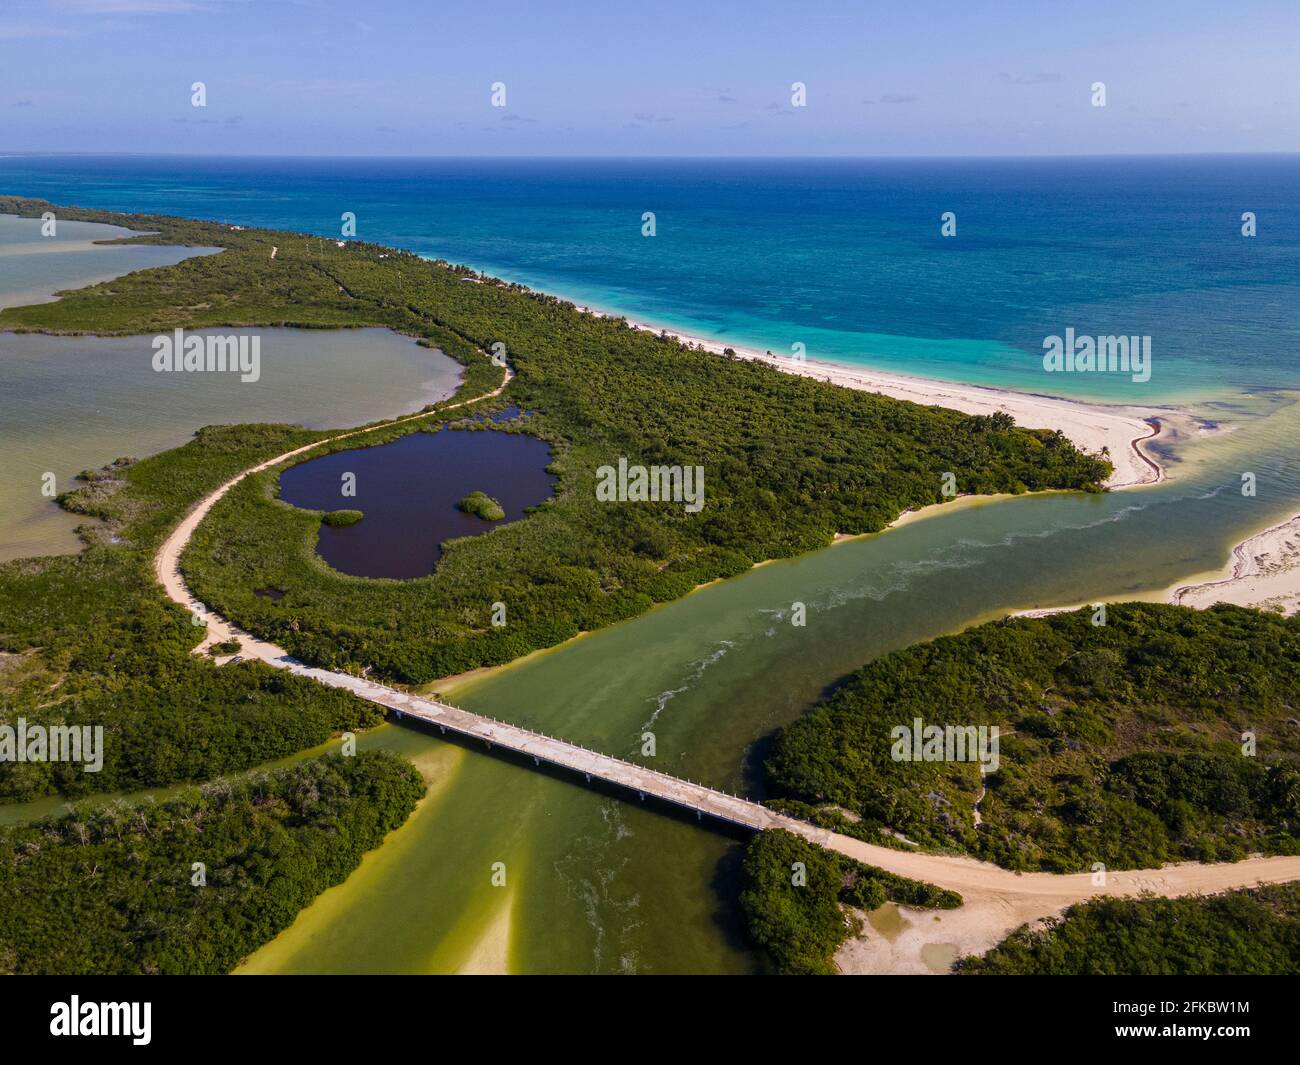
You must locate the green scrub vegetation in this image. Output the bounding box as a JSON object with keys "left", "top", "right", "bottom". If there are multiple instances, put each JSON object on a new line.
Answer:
{"left": 0, "top": 198, "right": 1111, "bottom": 687}
{"left": 321, "top": 509, "right": 364, "bottom": 527}
{"left": 0, "top": 751, "right": 423, "bottom": 974}
{"left": 958, "top": 884, "right": 1300, "bottom": 974}
{"left": 0, "top": 197, "right": 507, "bottom": 802}
{"left": 739, "top": 829, "right": 960, "bottom": 975}
{"left": 458, "top": 491, "right": 505, "bottom": 521}
{"left": 1, "top": 199, "right": 1295, "bottom": 978}
{"left": 0, "top": 427, "right": 391, "bottom": 802}
{"left": 767, "top": 602, "right": 1300, "bottom": 872}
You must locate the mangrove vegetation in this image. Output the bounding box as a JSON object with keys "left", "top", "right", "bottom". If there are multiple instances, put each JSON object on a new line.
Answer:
{"left": 766, "top": 602, "right": 1300, "bottom": 872}
{"left": 0, "top": 751, "right": 424, "bottom": 974}
{"left": 0, "top": 196, "right": 1112, "bottom": 685}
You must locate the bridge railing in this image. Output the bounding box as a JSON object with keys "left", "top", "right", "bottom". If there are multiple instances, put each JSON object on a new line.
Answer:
{"left": 387, "top": 696, "right": 791, "bottom": 813}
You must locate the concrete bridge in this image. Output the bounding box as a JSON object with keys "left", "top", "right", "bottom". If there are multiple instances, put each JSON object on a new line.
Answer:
{"left": 268, "top": 656, "right": 1300, "bottom": 911}
{"left": 291, "top": 660, "right": 789, "bottom": 832}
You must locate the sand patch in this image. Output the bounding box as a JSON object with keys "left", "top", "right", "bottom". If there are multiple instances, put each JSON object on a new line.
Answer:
{"left": 837, "top": 897, "right": 1048, "bottom": 975}
{"left": 453, "top": 887, "right": 515, "bottom": 975}
{"left": 1167, "top": 512, "right": 1300, "bottom": 617}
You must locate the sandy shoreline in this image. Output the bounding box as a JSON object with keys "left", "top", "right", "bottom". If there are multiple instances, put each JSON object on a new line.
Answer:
{"left": 575, "top": 303, "right": 1181, "bottom": 491}
{"left": 566, "top": 303, "right": 1300, "bottom": 624}
{"left": 1010, "top": 509, "right": 1300, "bottom": 622}
{"left": 1168, "top": 512, "right": 1300, "bottom": 616}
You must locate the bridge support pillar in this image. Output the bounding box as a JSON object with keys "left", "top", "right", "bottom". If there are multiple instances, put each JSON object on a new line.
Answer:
{"left": 584, "top": 773, "right": 591, "bottom": 783}
{"left": 439, "top": 724, "right": 446, "bottom": 734}
{"left": 533, "top": 756, "right": 540, "bottom": 766}
{"left": 638, "top": 791, "right": 645, "bottom": 801}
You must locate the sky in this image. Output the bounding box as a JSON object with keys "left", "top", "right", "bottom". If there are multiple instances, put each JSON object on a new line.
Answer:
{"left": 2, "top": 0, "right": 1298, "bottom": 157}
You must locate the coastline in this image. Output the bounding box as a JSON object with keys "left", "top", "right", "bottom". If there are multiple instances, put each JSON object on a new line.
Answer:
{"left": 564, "top": 295, "right": 1300, "bottom": 639}
{"left": 1166, "top": 511, "right": 1300, "bottom": 616}
{"left": 571, "top": 302, "right": 1188, "bottom": 491}
{"left": 419, "top": 272, "right": 1214, "bottom": 701}
{"left": 1011, "top": 508, "right": 1300, "bottom": 621}
{"left": 563, "top": 297, "right": 1300, "bottom": 624}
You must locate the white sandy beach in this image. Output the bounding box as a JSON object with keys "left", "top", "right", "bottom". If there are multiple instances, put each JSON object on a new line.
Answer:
{"left": 576, "top": 305, "right": 1177, "bottom": 490}
{"left": 1168, "top": 512, "right": 1300, "bottom": 616}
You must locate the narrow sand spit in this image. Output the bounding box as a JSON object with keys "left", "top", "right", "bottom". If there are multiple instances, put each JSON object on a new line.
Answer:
{"left": 1013, "top": 512, "right": 1300, "bottom": 621}
{"left": 574, "top": 306, "right": 1179, "bottom": 491}
{"left": 1168, "top": 512, "right": 1300, "bottom": 616}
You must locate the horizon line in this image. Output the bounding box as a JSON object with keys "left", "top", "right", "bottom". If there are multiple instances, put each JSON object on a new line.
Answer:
{"left": 3, "top": 149, "right": 1299, "bottom": 163}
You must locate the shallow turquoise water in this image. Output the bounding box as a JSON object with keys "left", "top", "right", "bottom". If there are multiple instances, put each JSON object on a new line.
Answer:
{"left": 4, "top": 154, "right": 1298, "bottom": 403}
{"left": 0, "top": 212, "right": 216, "bottom": 310}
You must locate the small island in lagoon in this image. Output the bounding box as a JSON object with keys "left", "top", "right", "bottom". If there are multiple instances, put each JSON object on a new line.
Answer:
{"left": 458, "top": 491, "right": 506, "bottom": 521}
{"left": 322, "top": 509, "right": 363, "bottom": 527}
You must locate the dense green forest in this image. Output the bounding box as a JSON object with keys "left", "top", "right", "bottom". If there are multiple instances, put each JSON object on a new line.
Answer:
{"left": 0, "top": 196, "right": 1112, "bottom": 686}
{"left": 767, "top": 602, "right": 1300, "bottom": 872}
{"left": 740, "top": 829, "right": 960, "bottom": 974}
{"left": 958, "top": 884, "right": 1300, "bottom": 974}
{"left": 0, "top": 751, "right": 423, "bottom": 974}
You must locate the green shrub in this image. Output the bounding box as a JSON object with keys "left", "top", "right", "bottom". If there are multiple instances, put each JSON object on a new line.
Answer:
{"left": 740, "top": 830, "right": 959, "bottom": 974}
{"left": 767, "top": 602, "right": 1300, "bottom": 871}
{"left": 958, "top": 884, "right": 1300, "bottom": 975}
{"left": 0, "top": 751, "right": 424, "bottom": 974}
{"left": 457, "top": 492, "right": 505, "bottom": 521}
{"left": 321, "top": 509, "right": 363, "bottom": 527}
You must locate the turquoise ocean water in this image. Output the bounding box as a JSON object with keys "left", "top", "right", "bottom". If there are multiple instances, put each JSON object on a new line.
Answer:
{"left": 3, "top": 154, "right": 1299, "bottom": 405}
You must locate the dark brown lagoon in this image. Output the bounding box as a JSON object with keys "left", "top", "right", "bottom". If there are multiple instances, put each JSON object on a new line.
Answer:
{"left": 278, "top": 427, "right": 557, "bottom": 579}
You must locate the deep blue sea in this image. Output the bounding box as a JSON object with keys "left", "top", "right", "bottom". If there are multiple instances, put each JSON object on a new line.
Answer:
{"left": 3, "top": 154, "right": 1299, "bottom": 403}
